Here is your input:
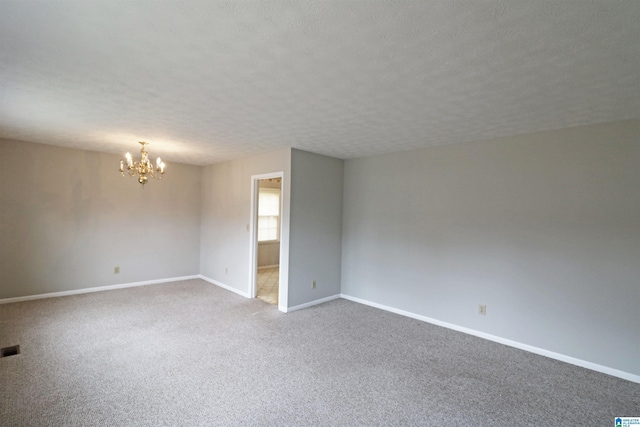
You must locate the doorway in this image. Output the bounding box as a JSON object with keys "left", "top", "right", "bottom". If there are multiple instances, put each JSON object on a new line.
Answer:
{"left": 249, "top": 173, "right": 283, "bottom": 307}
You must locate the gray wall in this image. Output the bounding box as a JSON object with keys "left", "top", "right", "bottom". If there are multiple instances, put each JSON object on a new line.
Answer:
{"left": 341, "top": 120, "right": 640, "bottom": 376}
{"left": 288, "top": 149, "right": 344, "bottom": 307}
{"left": 258, "top": 242, "right": 280, "bottom": 267}
{"left": 0, "top": 139, "right": 201, "bottom": 299}
{"left": 200, "top": 147, "right": 343, "bottom": 309}
{"left": 200, "top": 149, "right": 291, "bottom": 300}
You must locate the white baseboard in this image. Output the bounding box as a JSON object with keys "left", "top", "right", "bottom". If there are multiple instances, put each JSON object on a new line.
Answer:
{"left": 340, "top": 293, "right": 640, "bottom": 384}
{"left": 0, "top": 275, "right": 201, "bottom": 305}
{"left": 284, "top": 294, "right": 341, "bottom": 313}
{"left": 198, "top": 275, "right": 338, "bottom": 312}
{"left": 257, "top": 264, "right": 279, "bottom": 270}
{"left": 198, "top": 275, "right": 251, "bottom": 298}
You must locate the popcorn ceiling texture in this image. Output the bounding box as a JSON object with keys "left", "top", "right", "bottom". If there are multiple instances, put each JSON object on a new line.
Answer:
{"left": 1, "top": 0, "right": 639, "bottom": 165}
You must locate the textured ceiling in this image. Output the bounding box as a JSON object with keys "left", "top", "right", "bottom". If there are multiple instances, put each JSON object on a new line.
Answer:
{"left": 1, "top": 0, "right": 639, "bottom": 165}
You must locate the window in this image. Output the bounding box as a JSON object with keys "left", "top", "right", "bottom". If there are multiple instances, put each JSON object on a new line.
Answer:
{"left": 258, "top": 188, "right": 280, "bottom": 242}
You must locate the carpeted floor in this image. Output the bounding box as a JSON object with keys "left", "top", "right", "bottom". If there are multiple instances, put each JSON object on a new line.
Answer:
{"left": 1, "top": 279, "right": 638, "bottom": 426}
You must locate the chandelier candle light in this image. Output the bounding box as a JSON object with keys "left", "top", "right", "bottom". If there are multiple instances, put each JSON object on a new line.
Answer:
{"left": 119, "top": 141, "right": 165, "bottom": 186}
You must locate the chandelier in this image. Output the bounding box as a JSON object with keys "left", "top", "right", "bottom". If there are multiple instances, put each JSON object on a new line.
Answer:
{"left": 119, "top": 141, "right": 165, "bottom": 185}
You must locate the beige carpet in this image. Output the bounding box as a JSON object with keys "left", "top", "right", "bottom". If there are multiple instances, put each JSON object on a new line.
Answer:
{"left": 1, "top": 279, "right": 638, "bottom": 426}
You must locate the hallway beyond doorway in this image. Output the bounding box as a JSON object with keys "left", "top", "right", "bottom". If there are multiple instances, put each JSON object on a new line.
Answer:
{"left": 256, "top": 267, "right": 278, "bottom": 305}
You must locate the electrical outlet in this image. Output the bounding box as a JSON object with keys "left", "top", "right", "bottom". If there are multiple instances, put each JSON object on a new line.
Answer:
{"left": 225, "top": 267, "right": 228, "bottom": 275}
{"left": 479, "top": 304, "right": 487, "bottom": 316}
{"left": 114, "top": 266, "right": 120, "bottom": 274}
{"left": 312, "top": 280, "right": 316, "bottom": 289}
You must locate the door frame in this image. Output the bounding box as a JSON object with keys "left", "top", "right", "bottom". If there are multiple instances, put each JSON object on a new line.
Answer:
{"left": 249, "top": 172, "right": 285, "bottom": 309}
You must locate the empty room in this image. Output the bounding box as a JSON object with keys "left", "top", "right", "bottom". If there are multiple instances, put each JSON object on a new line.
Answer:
{"left": 1, "top": 1, "right": 638, "bottom": 426}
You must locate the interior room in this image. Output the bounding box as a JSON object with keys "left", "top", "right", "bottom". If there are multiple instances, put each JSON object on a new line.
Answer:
{"left": 255, "top": 177, "right": 282, "bottom": 306}
{"left": 1, "top": 1, "right": 638, "bottom": 425}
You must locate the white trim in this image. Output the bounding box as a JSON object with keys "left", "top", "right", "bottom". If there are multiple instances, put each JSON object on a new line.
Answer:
{"left": 0, "top": 275, "right": 200, "bottom": 304}
{"left": 249, "top": 176, "right": 259, "bottom": 298}
{"left": 339, "top": 293, "right": 640, "bottom": 384}
{"left": 284, "top": 294, "right": 341, "bottom": 313}
{"left": 257, "top": 264, "right": 279, "bottom": 270}
{"left": 199, "top": 275, "right": 251, "bottom": 299}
